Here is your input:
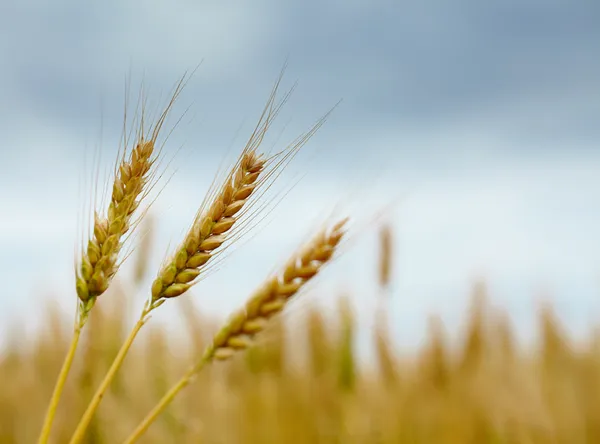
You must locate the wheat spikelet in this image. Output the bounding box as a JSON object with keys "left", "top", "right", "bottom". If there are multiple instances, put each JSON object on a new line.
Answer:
{"left": 208, "top": 218, "right": 348, "bottom": 361}
{"left": 76, "top": 78, "right": 186, "bottom": 306}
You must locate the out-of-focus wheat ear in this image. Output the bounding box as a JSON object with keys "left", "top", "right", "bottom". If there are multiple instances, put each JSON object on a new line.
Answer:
{"left": 336, "top": 295, "right": 356, "bottom": 391}
{"left": 494, "top": 311, "right": 516, "bottom": 369}
{"left": 458, "top": 282, "right": 488, "bottom": 375}
{"left": 307, "top": 306, "right": 331, "bottom": 378}
{"left": 375, "top": 222, "right": 397, "bottom": 385}
{"left": 539, "top": 303, "right": 570, "bottom": 371}
{"left": 374, "top": 308, "right": 399, "bottom": 388}
{"left": 260, "top": 315, "right": 286, "bottom": 375}
{"left": 419, "top": 315, "right": 450, "bottom": 390}
{"left": 242, "top": 320, "right": 281, "bottom": 376}
{"left": 378, "top": 223, "right": 393, "bottom": 292}
{"left": 122, "top": 218, "right": 348, "bottom": 444}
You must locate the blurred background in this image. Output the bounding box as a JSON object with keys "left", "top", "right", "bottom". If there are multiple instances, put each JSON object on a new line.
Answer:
{"left": 1, "top": 0, "right": 600, "bottom": 349}
{"left": 3, "top": 1, "right": 600, "bottom": 443}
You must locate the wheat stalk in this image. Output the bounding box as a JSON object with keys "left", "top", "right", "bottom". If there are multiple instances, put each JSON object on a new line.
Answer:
{"left": 122, "top": 218, "right": 348, "bottom": 444}
{"left": 68, "top": 72, "right": 333, "bottom": 444}
{"left": 37, "top": 76, "right": 187, "bottom": 444}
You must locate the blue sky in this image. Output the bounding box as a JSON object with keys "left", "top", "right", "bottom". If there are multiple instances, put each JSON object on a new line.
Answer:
{"left": 1, "top": 0, "right": 599, "bottom": 349}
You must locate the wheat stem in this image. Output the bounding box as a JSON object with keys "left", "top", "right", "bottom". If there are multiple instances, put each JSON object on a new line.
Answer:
{"left": 121, "top": 353, "right": 210, "bottom": 444}
{"left": 68, "top": 302, "right": 156, "bottom": 444}
{"left": 37, "top": 325, "right": 82, "bottom": 444}
{"left": 37, "top": 300, "right": 94, "bottom": 443}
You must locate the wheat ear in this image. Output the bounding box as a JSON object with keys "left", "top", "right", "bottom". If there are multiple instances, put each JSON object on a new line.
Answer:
{"left": 122, "top": 218, "right": 348, "bottom": 444}
{"left": 150, "top": 148, "right": 267, "bottom": 301}
{"left": 37, "top": 78, "right": 186, "bottom": 444}
{"left": 77, "top": 76, "right": 186, "bottom": 309}
{"left": 68, "top": 73, "right": 326, "bottom": 444}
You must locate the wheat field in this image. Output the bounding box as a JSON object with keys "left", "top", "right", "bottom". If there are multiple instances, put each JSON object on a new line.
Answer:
{"left": 2, "top": 73, "right": 598, "bottom": 444}
{"left": 2, "top": 269, "right": 599, "bottom": 443}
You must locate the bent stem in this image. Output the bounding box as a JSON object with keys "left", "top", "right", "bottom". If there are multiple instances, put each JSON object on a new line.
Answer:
{"left": 68, "top": 300, "right": 160, "bottom": 444}
{"left": 38, "top": 301, "right": 94, "bottom": 444}
{"left": 122, "top": 346, "right": 214, "bottom": 444}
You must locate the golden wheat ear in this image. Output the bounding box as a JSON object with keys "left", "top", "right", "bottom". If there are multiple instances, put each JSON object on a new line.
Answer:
{"left": 76, "top": 74, "right": 188, "bottom": 311}
{"left": 122, "top": 217, "right": 349, "bottom": 444}
{"left": 149, "top": 73, "right": 334, "bottom": 306}
{"left": 150, "top": 148, "right": 268, "bottom": 302}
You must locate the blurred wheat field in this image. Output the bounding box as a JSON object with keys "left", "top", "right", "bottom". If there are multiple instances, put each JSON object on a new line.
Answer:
{"left": 2, "top": 275, "right": 599, "bottom": 443}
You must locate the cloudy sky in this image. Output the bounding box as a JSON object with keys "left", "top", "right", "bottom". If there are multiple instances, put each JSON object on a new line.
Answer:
{"left": 1, "top": 0, "right": 599, "bottom": 350}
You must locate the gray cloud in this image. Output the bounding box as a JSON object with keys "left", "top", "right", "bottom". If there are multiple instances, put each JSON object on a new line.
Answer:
{"left": 2, "top": 0, "right": 598, "bottom": 156}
